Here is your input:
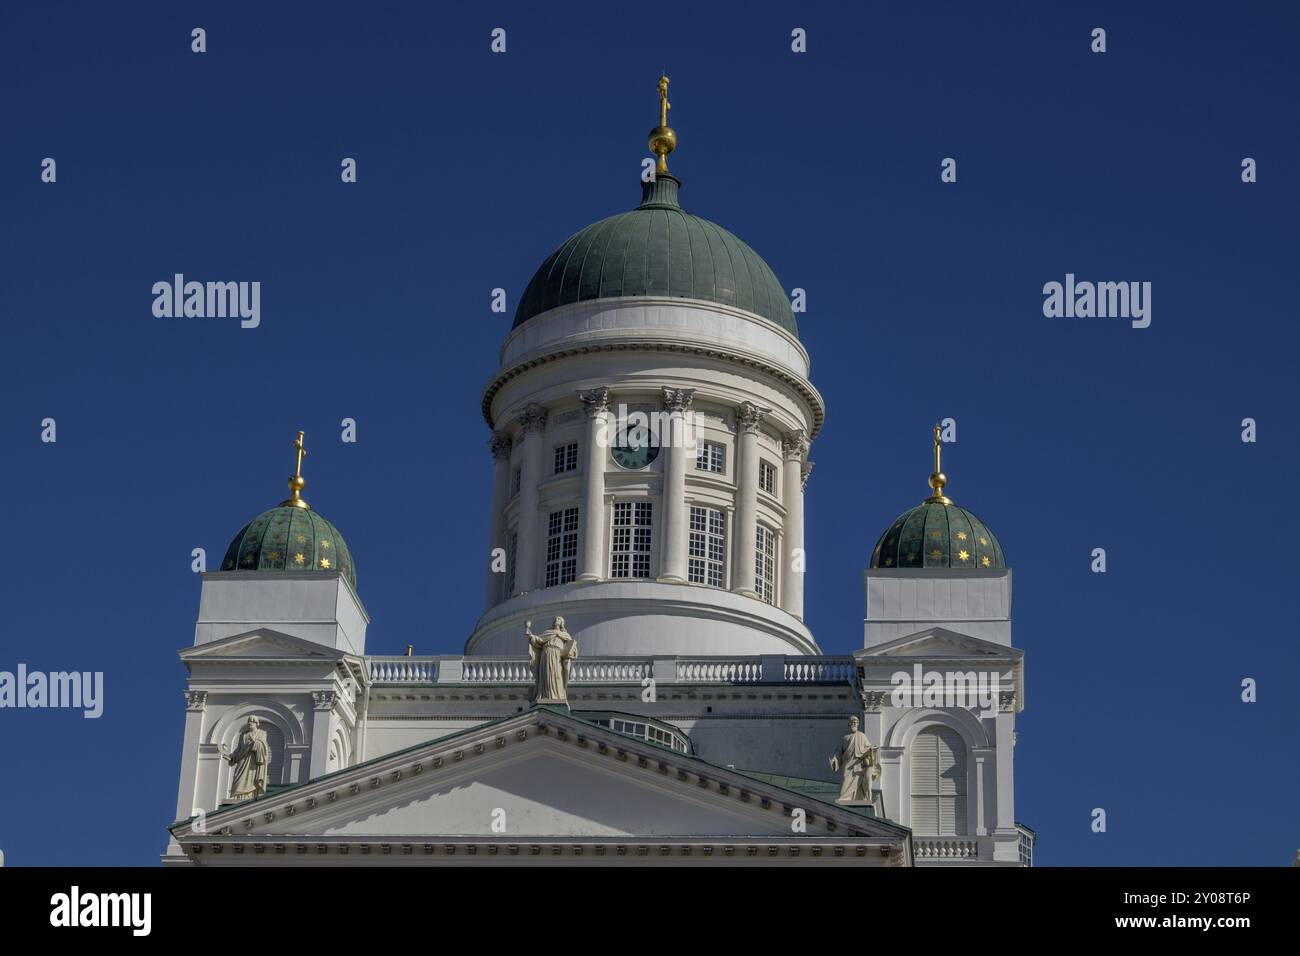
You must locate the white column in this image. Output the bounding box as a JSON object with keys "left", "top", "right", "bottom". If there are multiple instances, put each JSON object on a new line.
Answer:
{"left": 174, "top": 691, "right": 207, "bottom": 819}
{"left": 731, "top": 401, "right": 767, "bottom": 597}
{"left": 485, "top": 431, "right": 512, "bottom": 608}
{"left": 308, "top": 691, "right": 337, "bottom": 780}
{"left": 513, "top": 403, "right": 547, "bottom": 593}
{"left": 658, "top": 387, "right": 694, "bottom": 583}
{"left": 780, "top": 430, "right": 807, "bottom": 618}
{"left": 974, "top": 751, "right": 989, "bottom": 836}
{"left": 577, "top": 387, "right": 611, "bottom": 582}
{"left": 994, "top": 709, "right": 1016, "bottom": 832}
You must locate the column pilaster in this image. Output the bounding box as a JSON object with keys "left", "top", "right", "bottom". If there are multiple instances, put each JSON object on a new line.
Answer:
{"left": 577, "top": 387, "right": 611, "bottom": 582}
{"left": 513, "top": 403, "right": 548, "bottom": 593}
{"left": 780, "top": 430, "right": 808, "bottom": 618}
{"left": 658, "top": 387, "right": 694, "bottom": 583}
{"left": 731, "top": 401, "right": 768, "bottom": 597}
{"left": 485, "top": 431, "right": 513, "bottom": 608}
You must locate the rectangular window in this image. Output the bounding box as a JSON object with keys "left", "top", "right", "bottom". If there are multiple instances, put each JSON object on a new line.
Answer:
{"left": 755, "top": 524, "right": 776, "bottom": 604}
{"left": 544, "top": 507, "right": 579, "bottom": 587}
{"left": 506, "top": 530, "right": 518, "bottom": 596}
{"left": 759, "top": 460, "right": 777, "bottom": 495}
{"left": 688, "top": 506, "right": 726, "bottom": 587}
{"left": 553, "top": 442, "right": 579, "bottom": 475}
{"left": 510, "top": 466, "right": 521, "bottom": 497}
{"left": 610, "top": 501, "right": 653, "bottom": 578}
{"left": 695, "top": 441, "right": 725, "bottom": 474}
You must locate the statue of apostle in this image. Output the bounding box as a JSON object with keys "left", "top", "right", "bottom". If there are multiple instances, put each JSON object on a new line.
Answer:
{"left": 829, "top": 716, "right": 880, "bottom": 803}
{"left": 526, "top": 617, "right": 578, "bottom": 704}
{"left": 222, "top": 715, "right": 270, "bottom": 800}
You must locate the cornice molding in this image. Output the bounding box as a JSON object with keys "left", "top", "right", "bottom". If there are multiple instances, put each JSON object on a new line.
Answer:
{"left": 483, "top": 340, "right": 825, "bottom": 438}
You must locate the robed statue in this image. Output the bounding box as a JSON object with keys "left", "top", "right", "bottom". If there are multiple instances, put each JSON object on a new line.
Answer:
{"left": 222, "top": 715, "right": 270, "bottom": 800}
{"left": 525, "top": 617, "right": 578, "bottom": 704}
{"left": 829, "top": 716, "right": 880, "bottom": 803}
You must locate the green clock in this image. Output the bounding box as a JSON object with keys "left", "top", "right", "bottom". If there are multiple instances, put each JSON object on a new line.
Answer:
{"left": 611, "top": 426, "right": 660, "bottom": 469}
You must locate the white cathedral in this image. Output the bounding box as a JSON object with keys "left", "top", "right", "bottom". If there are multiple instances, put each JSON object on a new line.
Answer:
{"left": 164, "top": 79, "right": 1031, "bottom": 867}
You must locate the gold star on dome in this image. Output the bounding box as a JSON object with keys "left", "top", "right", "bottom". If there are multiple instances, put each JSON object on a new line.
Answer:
{"left": 320, "top": 540, "right": 330, "bottom": 550}
{"left": 930, "top": 530, "right": 942, "bottom": 540}
{"left": 979, "top": 536, "right": 988, "bottom": 546}
{"left": 320, "top": 558, "right": 331, "bottom": 569}
{"left": 266, "top": 551, "right": 282, "bottom": 562}
{"left": 297, "top": 534, "right": 307, "bottom": 545}
{"left": 293, "top": 553, "right": 305, "bottom": 565}
{"left": 883, "top": 557, "right": 894, "bottom": 567}
{"left": 981, "top": 555, "right": 991, "bottom": 567}
{"left": 956, "top": 531, "right": 968, "bottom": 541}
{"left": 907, "top": 551, "right": 919, "bottom": 562}
{"left": 929, "top": 548, "right": 942, "bottom": 560}
{"left": 958, "top": 549, "right": 970, "bottom": 562}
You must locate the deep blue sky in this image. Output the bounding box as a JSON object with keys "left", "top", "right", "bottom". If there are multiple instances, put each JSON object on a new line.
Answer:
{"left": 1, "top": 1, "right": 1295, "bottom": 866}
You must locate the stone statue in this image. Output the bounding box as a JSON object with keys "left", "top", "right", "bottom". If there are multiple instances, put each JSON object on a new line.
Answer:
{"left": 829, "top": 716, "right": 880, "bottom": 803}
{"left": 526, "top": 617, "right": 578, "bottom": 704}
{"left": 221, "top": 715, "right": 270, "bottom": 800}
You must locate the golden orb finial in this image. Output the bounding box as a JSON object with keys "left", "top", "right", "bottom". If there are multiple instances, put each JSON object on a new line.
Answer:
{"left": 925, "top": 423, "right": 952, "bottom": 505}
{"left": 648, "top": 74, "right": 676, "bottom": 175}
{"left": 280, "top": 430, "right": 311, "bottom": 509}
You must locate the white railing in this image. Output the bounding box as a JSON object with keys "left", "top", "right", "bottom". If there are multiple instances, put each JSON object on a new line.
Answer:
{"left": 675, "top": 659, "right": 763, "bottom": 683}
{"left": 368, "top": 658, "right": 438, "bottom": 683}
{"left": 915, "top": 839, "right": 981, "bottom": 860}
{"left": 365, "top": 655, "right": 858, "bottom": 687}
{"left": 570, "top": 659, "right": 652, "bottom": 683}
{"left": 461, "top": 659, "right": 532, "bottom": 683}
{"left": 784, "top": 658, "right": 855, "bottom": 683}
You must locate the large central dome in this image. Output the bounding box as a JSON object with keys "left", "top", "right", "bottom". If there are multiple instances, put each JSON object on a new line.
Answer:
{"left": 512, "top": 175, "right": 798, "bottom": 336}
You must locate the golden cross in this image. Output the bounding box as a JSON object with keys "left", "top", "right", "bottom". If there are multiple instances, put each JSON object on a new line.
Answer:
{"left": 657, "top": 75, "right": 671, "bottom": 126}
{"left": 292, "top": 430, "right": 307, "bottom": 478}
{"left": 932, "top": 423, "right": 942, "bottom": 475}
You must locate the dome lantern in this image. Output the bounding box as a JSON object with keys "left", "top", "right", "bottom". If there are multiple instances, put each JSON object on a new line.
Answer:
{"left": 219, "top": 430, "right": 357, "bottom": 590}
{"left": 869, "top": 428, "right": 1006, "bottom": 571}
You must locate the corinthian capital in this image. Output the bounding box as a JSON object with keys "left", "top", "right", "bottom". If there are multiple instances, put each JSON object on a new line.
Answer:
{"left": 518, "top": 403, "right": 549, "bottom": 434}
{"left": 662, "top": 387, "right": 695, "bottom": 413}
{"left": 734, "top": 401, "right": 770, "bottom": 434}
{"left": 578, "top": 386, "right": 611, "bottom": 418}
{"left": 781, "top": 429, "right": 808, "bottom": 461}
{"left": 488, "top": 431, "right": 513, "bottom": 460}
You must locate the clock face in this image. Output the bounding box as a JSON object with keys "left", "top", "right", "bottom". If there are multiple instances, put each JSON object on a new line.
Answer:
{"left": 611, "top": 426, "right": 660, "bottom": 469}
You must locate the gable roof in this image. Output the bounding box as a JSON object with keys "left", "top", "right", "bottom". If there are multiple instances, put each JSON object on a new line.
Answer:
{"left": 171, "top": 705, "right": 911, "bottom": 865}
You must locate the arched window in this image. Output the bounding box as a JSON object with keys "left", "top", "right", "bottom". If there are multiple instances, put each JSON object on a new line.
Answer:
{"left": 910, "top": 726, "right": 968, "bottom": 836}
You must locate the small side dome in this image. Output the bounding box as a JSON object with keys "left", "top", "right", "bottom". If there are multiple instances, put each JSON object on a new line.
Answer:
{"left": 869, "top": 426, "right": 1006, "bottom": 570}
{"left": 870, "top": 501, "right": 1004, "bottom": 570}
{"left": 221, "top": 505, "right": 356, "bottom": 589}
{"left": 218, "top": 431, "right": 357, "bottom": 590}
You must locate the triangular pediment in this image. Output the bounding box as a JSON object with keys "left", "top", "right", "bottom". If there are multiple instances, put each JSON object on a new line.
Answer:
{"left": 180, "top": 628, "right": 344, "bottom": 662}
{"left": 174, "top": 708, "right": 908, "bottom": 850}
{"left": 858, "top": 627, "right": 1021, "bottom": 661}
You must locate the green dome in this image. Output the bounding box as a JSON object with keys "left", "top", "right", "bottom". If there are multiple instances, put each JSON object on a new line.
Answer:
{"left": 870, "top": 501, "right": 1005, "bottom": 570}
{"left": 221, "top": 505, "right": 356, "bottom": 590}
{"left": 513, "top": 175, "right": 798, "bottom": 336}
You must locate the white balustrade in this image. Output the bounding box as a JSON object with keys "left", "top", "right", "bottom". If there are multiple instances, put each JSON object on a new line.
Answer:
{"left": 368, "top": 658, "right": 438, "bottom": 684}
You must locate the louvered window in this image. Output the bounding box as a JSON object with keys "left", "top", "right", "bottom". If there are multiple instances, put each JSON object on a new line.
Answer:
{"left": 910, "top": 726, "right": 968, "bottom": 836}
